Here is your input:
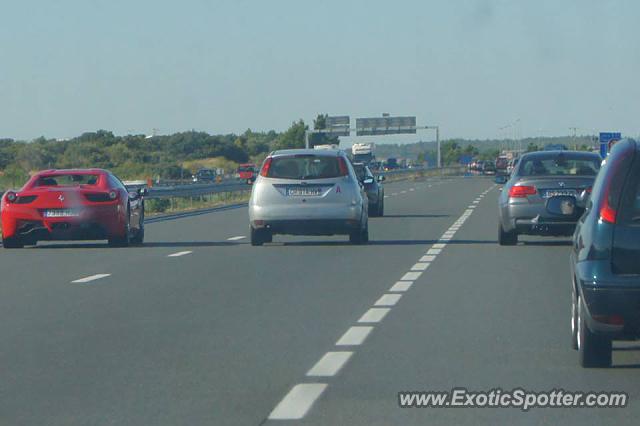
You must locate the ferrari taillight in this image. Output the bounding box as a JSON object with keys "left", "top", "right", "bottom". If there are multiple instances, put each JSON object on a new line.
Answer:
{"left": 5, "top": 191, "right": 17, "bottom": 203}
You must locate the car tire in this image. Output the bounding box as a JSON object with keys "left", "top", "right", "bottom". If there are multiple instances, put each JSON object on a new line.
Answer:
{"left": 571, "top": 290, "right": 579, "bottom": 350}
{"left": 577, "top": 296, "right": 612, "bottom": 368}
{"left": 131, "top": 208, "right": 145, "bottom": 245}
{"left": 251, "top": 227, "right": 271, "bottom": 246}
{"left": 498, "top": 223, "right": 518, "bottom": 246}
{"left": 349, "top": 220, "right": 369, "bottom": 245}
{"left": 2, "top": 236, "right": 24, "bottom": 249}
{"left": 109, "top": 208, "right": 131, "bottom": 247}
{"left": 369, "top": 204, "right": 379, "bottom": 217}
{"left": 378, "top": 199, "right": 384, "bottom": 217}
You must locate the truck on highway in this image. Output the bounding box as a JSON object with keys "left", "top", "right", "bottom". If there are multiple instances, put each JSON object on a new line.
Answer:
{"left": 383, "top": 158, "right": 399, "bottom": 171}
{"left": 351, "top": 143, "right": 375, "bottom": 165}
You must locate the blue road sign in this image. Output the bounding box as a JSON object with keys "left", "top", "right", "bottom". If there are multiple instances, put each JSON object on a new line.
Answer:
{"left": 599, "top": 132, "right": 621, "bottom": 159}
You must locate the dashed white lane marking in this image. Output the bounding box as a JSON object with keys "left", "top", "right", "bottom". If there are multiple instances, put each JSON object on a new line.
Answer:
{"left": 266, "top": 185, "right": 493, "bottom": 421}
{"left": 420, "top": 255, "right": 436, "bottom": 262}
{"left": 227, "top": 235, "right": 246, "bottom": 241}
{"left": 400, "top": 190, "right": 407, "bottom": 194}
{"left": 384, "top": 195, "right": 389, "bottom": 199}
{"left": 390, "top": 281, "right": 413, "bottom": 292}
{"left": 411, "top": 262, "right": 431, "bottom": 271}
{"left": 336, "top": 326, "right": 374, "bottom": 346}
{"left": 167, "top": 251, "right": 193, "bottom": 257}
{"left": 358, "top": 308, "right": 391, "bottom": 323}
{"left": 391, "top": 193, "right": 398, "bottom": 196}
{"left": 409, "top": 188, "right": 415, "bottom": 192}
{"left": 401, "top": 271, "right": 422, "bottom": 281}
{"left": 374, "top": 294, "right": 402, "bottom": 306}
{"left": 307, "top": 352, "right": 354, "bottom": 377}
{"left": 71, "top": 274, "right": 111, "bottom": 283}
{"left": 268, "top": 384, "right": 328, "bottom": 420}
{"left": 473, "top": 200, "right": 480, "bottom": 204}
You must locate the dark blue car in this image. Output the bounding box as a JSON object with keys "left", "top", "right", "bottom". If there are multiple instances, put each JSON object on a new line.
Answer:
{"left": 571, "top": 139, "right": 640, "bottom": 367}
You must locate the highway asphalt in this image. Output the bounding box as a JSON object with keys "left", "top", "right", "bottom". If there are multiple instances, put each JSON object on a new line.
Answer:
{"left": 2, "top": 176, "right": 639, "bottom": 425}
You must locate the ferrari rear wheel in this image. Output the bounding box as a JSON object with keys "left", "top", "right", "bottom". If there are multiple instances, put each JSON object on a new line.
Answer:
{"left": 2, "top": 236, "right": 24, "bottom": 249}
{"left": 109, "top": 209, "right": 131, "bottom": 247}
{"left": 131, "top": 208, "right": 145, "bottom": 245}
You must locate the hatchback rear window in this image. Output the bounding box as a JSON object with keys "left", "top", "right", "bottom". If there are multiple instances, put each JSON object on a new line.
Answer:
{"left": 35, "top": 174, "right": 100, "bottom": 186}
{"left": 519, "top": 155, "right": 600, "bottom": 177}
{"left": 267, "top": 155, "right": 345, "bottom": 180}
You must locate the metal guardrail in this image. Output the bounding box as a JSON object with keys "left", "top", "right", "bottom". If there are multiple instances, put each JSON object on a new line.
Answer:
{"left": 1, "top": 167, "right": 464, "bottom": 200}
{"left": 145, "top": 181, "right": 251, "bottom": 198}
{"left": 140, "top": 166, "right": 463, "bottom": 199}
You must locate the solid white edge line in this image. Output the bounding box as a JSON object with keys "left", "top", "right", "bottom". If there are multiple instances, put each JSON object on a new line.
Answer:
{"left": 358, "top": 307, "right": 391, "bottom": 323}
{"left": 71, "top": 274, "right": 111, "bottom": 283}
{"left": 268, "top": 383, "right": 328, "bottom": 420}
{"left": 374, "top": 294, "right": 402, "bottom": 306}
{"left": 389, "top": 281, "right": 413, "bottom": 292}
{"left": 336, "top": 326, "right": 374, "bottom": 346}
{"left": 306, "top": 352, "right": 354, "bottom": 377}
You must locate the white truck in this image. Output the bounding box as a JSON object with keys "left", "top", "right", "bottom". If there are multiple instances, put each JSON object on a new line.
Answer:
{"left": 351, "top": 143, "right": 375, "bottom": 164}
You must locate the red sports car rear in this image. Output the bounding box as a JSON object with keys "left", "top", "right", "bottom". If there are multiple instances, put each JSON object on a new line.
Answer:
{"left": 1, "top": 169, "right": 145, "bottom": 248}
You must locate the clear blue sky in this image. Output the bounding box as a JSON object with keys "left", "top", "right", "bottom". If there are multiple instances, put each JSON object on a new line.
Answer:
{"left": 1, "top": 0, "right": 638, "bottom": 141}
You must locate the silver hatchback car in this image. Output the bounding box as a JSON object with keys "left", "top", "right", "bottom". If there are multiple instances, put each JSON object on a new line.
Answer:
{"left": 248, "top": 149, "right": 369, "bottom": 245}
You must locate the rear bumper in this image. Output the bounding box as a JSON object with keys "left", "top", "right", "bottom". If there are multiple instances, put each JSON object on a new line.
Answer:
{"left": 576, "top": 260, "right": 640, "bottom": 338}
{"left": 249, "top": 203, "right": 363, "bottom": 222}
{"left": 501, "top": 203, "right": 580, "bottom": 235}
{"left": 580, "top": 286, "right": 640, "bottom": 338}
{"left": 1, "top": 204, "right": 124, "bottom": 241}
{"left": 252, "top": 219, "right": 361, "bottom": 236}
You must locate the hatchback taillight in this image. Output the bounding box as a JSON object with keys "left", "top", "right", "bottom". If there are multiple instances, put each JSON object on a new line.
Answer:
{"left": 508, "top": 185, "right": 537, "bottom": 198}
{"left": 260, "top": 158, "right": 273, "bottom": 177}
{"left": 338, "top": 157, "right": 349, "bottom": 176}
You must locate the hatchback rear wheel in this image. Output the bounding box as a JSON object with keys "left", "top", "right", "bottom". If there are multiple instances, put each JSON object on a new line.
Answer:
{"left": 577, "top": 296, "right": 612, "bottom": 368}
{"left": 251, "top": 227, "right": 271, "bottom": 246}
{"left": 349, "top": 221, "right": 369, "bottom": 245}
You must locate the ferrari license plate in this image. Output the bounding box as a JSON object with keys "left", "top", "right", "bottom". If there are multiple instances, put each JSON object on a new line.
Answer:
{"left": 43, "top": 209, "right": 80, "bottom": 218}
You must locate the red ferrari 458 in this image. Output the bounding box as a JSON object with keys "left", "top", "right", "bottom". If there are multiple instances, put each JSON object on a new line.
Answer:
{"left": 1, "top": 169, "right": 146, "bottom": 248}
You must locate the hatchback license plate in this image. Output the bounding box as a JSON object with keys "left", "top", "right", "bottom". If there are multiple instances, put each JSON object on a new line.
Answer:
{"left": 287, "top": 187, "right": 323, "bottom": 197}
{"left": 43, "top": 209, "right": 80, "bottom": 218}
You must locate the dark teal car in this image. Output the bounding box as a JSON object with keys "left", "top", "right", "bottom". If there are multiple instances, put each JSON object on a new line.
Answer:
{"left": 571, "top": 139, "right": 640, "bottom": 367}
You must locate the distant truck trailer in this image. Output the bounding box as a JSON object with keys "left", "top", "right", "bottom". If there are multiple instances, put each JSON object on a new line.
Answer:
{"left": 351, "top": 143, "right": 375, "bottom": 164}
